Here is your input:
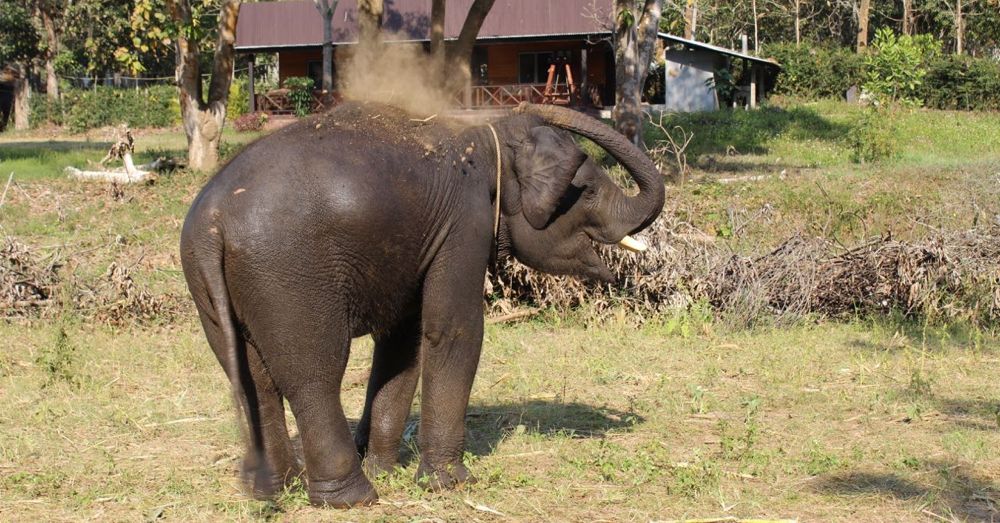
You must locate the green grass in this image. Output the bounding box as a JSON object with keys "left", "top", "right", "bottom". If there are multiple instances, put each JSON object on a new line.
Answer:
{"left": 640, "top": 98, "right": 1000, "bottom": 172}
{"left": 2, "top": 101, "right": 999, "bottom": 521}
{"left": 0, "top": 129, "right": 263, "bottom": 181}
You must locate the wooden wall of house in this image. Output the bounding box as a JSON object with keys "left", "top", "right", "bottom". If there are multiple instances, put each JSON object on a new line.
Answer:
{"left": 273, "top": 39, "right": 615, "bottom": 104}
{"left": 278, "top": 49, "right": 323, "bottom": 85}
{"left": 482, "top": 40, "right": 613, "bottom": 104}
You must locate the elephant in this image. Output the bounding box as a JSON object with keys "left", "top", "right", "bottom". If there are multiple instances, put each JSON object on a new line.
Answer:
{"left": 179, "top": 101, "right": 665, "bottom": 507}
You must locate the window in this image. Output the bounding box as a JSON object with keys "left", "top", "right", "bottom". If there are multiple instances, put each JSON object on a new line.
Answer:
{"left": 518, "top": 52, "right": 554, "bottom": 84}
{"left": 518, "top": 51, "right": 574, "bottom": 84}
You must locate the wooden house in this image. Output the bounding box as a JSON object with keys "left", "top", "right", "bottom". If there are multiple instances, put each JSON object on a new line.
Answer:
{"left": 234, "top": 0, "right": 779, "bottom": 113}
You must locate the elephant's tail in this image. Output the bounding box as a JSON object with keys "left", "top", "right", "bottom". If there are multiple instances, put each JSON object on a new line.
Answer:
{"left": 181, "top": 223, "right": 255, "bottom": 427}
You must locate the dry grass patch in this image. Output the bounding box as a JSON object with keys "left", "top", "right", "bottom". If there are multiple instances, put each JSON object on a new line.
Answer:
{"left": 1, "top": 319, "right": 997, "bottom": 521}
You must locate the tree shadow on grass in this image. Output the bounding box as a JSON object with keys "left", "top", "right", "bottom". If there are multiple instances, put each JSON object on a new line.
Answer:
{"left": 0, "top": 141, "right": 113, "bottom": 160}
{"left": 463, "top": 400, "right": 644, "bottom": 457}
{"left": 379, "top": 400, "right": 643, "bottom": 468}
{"left": 814, "top": 461, "right": 999, "bottom": 521}
{"left": 642, "top": 105, "right": 851, "bottom": 159}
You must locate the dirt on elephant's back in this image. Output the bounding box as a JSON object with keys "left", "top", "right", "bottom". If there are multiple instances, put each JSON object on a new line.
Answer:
{"left": 303, "top": 101, "right": 468, "bottom": 153}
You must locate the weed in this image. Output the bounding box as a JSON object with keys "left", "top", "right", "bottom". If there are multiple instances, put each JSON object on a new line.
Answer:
{"left": 849, "top": 104, "right": 900, "bottom": 164}
{"left": 804, "top": 441, "right": 843, "bottom": 476}
{"left": 36, "top": 323, "right": 76, "bottom": 387}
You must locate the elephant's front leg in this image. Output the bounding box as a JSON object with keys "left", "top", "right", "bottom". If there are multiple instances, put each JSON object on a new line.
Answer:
{"left": 415, "top": 261, "right": 486, "bottom": 490}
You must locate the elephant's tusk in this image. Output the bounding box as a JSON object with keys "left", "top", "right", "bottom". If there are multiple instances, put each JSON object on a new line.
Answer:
{"left": 618, "top": 235, "right": 648, "bottom": 253}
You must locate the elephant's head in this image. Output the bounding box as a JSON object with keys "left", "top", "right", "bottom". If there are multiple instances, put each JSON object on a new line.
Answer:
{"left": 495, "top": 104, "right": 666, "bottom": 282}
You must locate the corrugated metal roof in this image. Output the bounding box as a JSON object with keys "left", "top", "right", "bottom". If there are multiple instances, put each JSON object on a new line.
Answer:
{"left": 659, "top": 33, "right": 781, "bottom": 68}
{"left": 235, "top": 0, "right": 613, "bottom": 50}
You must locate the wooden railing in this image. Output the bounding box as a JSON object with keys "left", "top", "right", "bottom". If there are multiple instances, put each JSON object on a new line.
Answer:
{"left": 454, "top": 84, "right": 550, "bottom": 109}
{"left": 454, "top": 83, "right": 605, "bottom": 109}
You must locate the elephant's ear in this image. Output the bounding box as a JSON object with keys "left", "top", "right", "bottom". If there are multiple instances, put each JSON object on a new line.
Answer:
{"left": 513, "top": 126, "right": 587, "bottom": 229}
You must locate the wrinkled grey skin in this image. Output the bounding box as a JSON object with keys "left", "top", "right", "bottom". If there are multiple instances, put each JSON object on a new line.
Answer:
{"left": 180, "top": 102, "right": 664, "bottom": 508}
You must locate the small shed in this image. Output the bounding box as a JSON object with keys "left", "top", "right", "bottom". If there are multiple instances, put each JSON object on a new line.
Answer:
{"left": 658, "top": 33, "right": 781, "bottom": 112}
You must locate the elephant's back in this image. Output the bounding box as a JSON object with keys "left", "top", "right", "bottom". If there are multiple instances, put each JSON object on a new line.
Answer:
{"left": 194, "top": 104, "right": 443, "bottom": 334}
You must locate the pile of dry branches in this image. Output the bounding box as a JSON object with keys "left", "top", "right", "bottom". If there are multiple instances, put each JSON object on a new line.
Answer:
{"left": 2, "top": 237, "right": 179, "bottom": 326}
{"left": 1, "top": 237, "right": 61, "bottom": 313}
{"left": 72, "top": 262, "right": 179, "bottom": 327}
{"left": 487, "top": 220, "right": 1000, "bottom": 327}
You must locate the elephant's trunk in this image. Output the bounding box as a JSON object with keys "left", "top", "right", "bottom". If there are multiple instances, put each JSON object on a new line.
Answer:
{"left": 515, "top": 103, "right": 666, "bottom": 239}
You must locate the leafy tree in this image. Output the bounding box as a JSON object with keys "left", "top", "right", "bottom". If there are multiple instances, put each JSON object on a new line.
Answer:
{"left": 0, "top": 0, "right": 40, "bottom": 130}
{"left": 864, "top": 27, "right": 940, "bottom": 103}
{"left": 164, "top": 0, "right": 241, "bottom": 171}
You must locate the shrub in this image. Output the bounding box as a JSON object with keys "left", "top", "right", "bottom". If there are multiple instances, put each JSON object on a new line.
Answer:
{"left": 921, "top": 54, "right": 1000, "bottom": 111}
{"left": 848, "top": 104, "right": 898, "bottom": 164}
{"left": 227, "top": 77, "right": 249, "bottom": 121}
{"left": 30, "top": 85, "right": 180, "bottom": 132}
{"left": 283, "top": 76, "right": 314, "bottom": 117}
{"left": 232, "top": 111, "right": 268, "bottom": 132}
{"left": 767, "top": 43, "right": 864, "bottom": 99}
{"left": 863, "top": 28, "right": 940, "bottom": 104}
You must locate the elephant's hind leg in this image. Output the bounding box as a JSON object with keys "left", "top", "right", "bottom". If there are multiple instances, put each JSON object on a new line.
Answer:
{"left": 355, "top": 315, "right": 421, "bottom": 476}
{"left": 194, "top": 308, "right": 297, "bottom": 500}
{"left": 266, "top": 324, "right": 377, "bottom": 508}
{"left": 243, "top": 342, "right": 301, "bottom": 498}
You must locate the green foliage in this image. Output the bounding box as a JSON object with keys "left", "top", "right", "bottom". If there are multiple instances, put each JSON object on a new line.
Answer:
{"left": 30, "top": 86, "right": 180, "bottom": 132}
{"left": 848, "top": 104, "right": 899, "bottom": 164}
{"left": 0, "top": 0, "right": 40, "bottom": 64}
{"left": 706, "top": 68, "right": 738, "bottom": 106}
{"left": 227, "top": 77, "right": 249, "bottom": 121}
{"left": 863, "top": 28, "right": 940, "bottom": 104}
{"left": 283, "top": 76, "right": 315, "bottom": 117}
{"left": 921, "top": 54, "right": 1000, "bottom": 111}
{"left": 767, "top": 43, "right": 864, "bottom": 99}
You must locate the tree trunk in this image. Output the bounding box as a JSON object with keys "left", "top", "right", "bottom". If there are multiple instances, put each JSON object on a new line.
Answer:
{"left": 902, "top": 0, "right": 913, "bottom": 35}
{"left": 856, "top": 0, "right": 870, "bottom": 52}
{"left": 794, "top": 0, "right": 801, "bottom": 46}
{"left": 39, "top": 5, "right": 60, "bottom": 99}
{"left": 357, "top": 0, "right": 384, "bottom": 50}
{"left": 446, "top": 0, "right": 496, "bottom": 66}
{"left": 752, "top": 0, "right": 759, "bottom": 52}
{"left": 183, "top": 103, "right": 227, "bottom": 171}
{"left": 13, "top": 66, "right": 31, "bottom": 131}
{"left": 314, "top": 0, "right": 338, "bottom": 92}
{"left": 955, "top": 0, "right": 963, "bottom": 54}
{"left": 613, "top": 0, "right": 662, "bottom": 146}
{"left": 683, "top": 0, "right": 697, "bottom": 39}
{"left": 430, "top": 0, "right": 446, "bottom": 75}
{"left": 169, "top": 0, "right": 240, "bottom": 172}
{"left": 442, "top": 0, "right": 495, "bottom": 92}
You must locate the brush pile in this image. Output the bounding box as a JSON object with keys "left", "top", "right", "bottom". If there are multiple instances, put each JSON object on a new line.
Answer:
{"left": 1, "top": 237, "right": 61, "bottom": 313}
{"left": 487, "top": 219, "right": 1000, "bottom": 327}
{"left": 2, "top": 237, "right": 180, "bottom": 325}
{"left": 72, "top": 262, "right": 178, "bottom": 327}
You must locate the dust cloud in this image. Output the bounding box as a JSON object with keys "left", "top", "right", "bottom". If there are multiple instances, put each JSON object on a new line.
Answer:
{"left": 336, "top": 40, "right": 466, "bottom": 118}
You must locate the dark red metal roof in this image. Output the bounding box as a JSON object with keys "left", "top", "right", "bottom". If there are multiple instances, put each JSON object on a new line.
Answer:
{"left": 235, "top": 0, "right": 612, "bottom": 50}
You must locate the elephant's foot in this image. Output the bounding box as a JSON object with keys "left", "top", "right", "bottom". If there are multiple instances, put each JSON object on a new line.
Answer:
{"left": 241, "top": 458, "right": 303, "bottom": 501}
{"left": 362, "top": 452, "right": 399, "bottom": 479}
{"left": 415, "top": 460, "right": 476, "bottom": 491}
{"left": 307, "top": 470, "right": 378, "bottom": 508}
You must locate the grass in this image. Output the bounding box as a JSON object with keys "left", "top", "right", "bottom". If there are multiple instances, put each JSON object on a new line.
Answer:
{"left": 2, "top": 101, "right": 999, "bottom": 521}
{"left": 1, "top": 319, "right": 997, "bottom": 521}
{"left": 0, "top": 127, "right": 263, "bottom": 181}
{"left": 640, "top": 97, "right": 1000, "bottom": 172}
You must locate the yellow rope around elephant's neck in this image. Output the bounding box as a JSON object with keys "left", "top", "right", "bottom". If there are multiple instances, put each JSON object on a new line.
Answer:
{"left": 486, "top": 123, "right": 502, "bottom": 239}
